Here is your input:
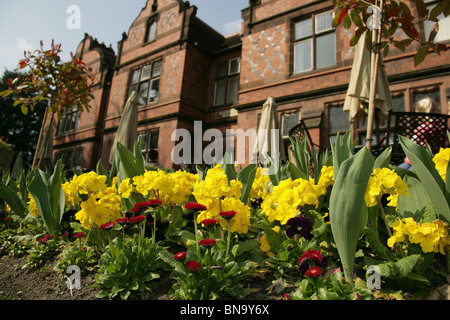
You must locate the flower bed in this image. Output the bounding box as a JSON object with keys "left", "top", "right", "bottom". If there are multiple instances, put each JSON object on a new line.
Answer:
{"left": 0, "top": 134, "right": 448, "bottom": 300}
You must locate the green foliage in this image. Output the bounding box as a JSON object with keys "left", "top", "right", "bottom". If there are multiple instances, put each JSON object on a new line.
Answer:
{"left": 94, "top": 235, "right": 161, "bottom": 300}
{"left": 399, "top": 135, "right": 450, "bottom": 222}
{"left": 170, "top": 246, "right": 255, "bottom": 300}
{"left": 329, "top": 146, "right": 374, "bottom": 283}
{"left": 54, "top": 241, "right": 97, "bottom": 274}
{"left": 291, "top": 270, "right": 374, "bottom": 300}
{"left": 28, "top": 159, "right": 65, "bottom": 235}
{"left": 332, "top": 0, "right": 449, "bottom": 67}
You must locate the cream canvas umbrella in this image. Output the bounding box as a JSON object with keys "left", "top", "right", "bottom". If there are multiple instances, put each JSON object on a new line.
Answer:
{"left": 251, "top": 97, "right": 286, "bottom": 165}
{"left": 36, "top": 121, "right": 53, "bottom": 171}
{"left": 343, "top": 33, "right": 393, "bottom": 144}
{"left": 109, "top": 90, "right": 138, "bottom": 164}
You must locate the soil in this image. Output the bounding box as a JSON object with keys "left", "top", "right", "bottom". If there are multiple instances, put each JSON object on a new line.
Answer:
{"left": 0, "top": 254, "right": 285, "bottom": 301}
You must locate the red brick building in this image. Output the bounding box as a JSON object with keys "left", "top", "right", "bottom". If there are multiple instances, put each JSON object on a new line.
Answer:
{"left": 51, "top": 0, "right": 450, "bottom": 171}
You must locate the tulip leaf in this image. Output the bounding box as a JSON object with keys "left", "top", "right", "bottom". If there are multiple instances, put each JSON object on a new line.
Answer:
{"left": 0, "top": 182, "right": 26, "bottom": 218}
{"left": 329, "top": 147, "right": 374, "bottom": 282}
{"left": 399, "top": 136, "right": 450, "bottom": 222}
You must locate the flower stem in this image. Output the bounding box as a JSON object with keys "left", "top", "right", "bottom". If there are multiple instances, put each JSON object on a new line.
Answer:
{"left": 377, "top": 199, "right": 392, "bottom": 237}
{"left": 193, "top": 212, "right": 201, "bottom": 258}
{"left": 226, "top": 220, "right": 231, "bottom": 259}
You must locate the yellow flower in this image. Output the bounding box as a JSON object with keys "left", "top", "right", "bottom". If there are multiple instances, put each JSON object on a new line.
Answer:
{"left": 250, "top": 167, "right": 271, "bottom": 200}
{"left": 218, "top": 197, "right": 251, "bottom": 234}
{"left": 260, "top": 226, "right": 280, "bottom": 257}
{"left": 409, "top": 222, "right": 441, "bottom": 253}
{"left": 74, "top": 171, "right": 107, "bottom": 195}
{"left": 433, "top": 148, "right": 450, "bottom": 181}
{"left": 387, "top": 219, "right": 406, "bottom": 247}
{"left": 387, "top": 217, "right": 448, "bottom": 254}
{"left": 317, "top": 165, "right": 334, "bottom": 194}
{"left": 27, "top": 193, "right": 40, "bottom": 217}
{"left": 260, "top": 177, "right": 322, "bottom": 225}
{"left": 364, "top": 168, "right": 408, "bottom": 207}
{"left": 118, "top": 178, "right": 133, "bottom": 199}
{"left": 75, "top": 183, "right": 122, "bottom": 229}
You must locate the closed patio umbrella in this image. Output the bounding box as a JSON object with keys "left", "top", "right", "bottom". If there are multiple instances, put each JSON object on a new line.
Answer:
{"left": 251, "top": 96, "right": 286, "bottom": 165}
{"left": 343, "top": 34, "right": 393, "bottom": 145}
{"left": 109, "top": 90, "right": 138, "bottom": 164}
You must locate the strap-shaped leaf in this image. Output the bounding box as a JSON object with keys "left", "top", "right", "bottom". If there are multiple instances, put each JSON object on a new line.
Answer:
{"left": 399, "top": 136, "right": 450, "bottom": 222}
{"left": 0, "top": 182, "right": 26, "bottom": 218}
{"left": 329, "top": 147, "right": 374, "bottom": 282}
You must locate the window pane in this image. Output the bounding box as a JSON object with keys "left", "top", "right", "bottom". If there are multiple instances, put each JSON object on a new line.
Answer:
{"left": 150, "top": 131, "right": 159, "bottom": 150}
{"left": 294, "top": 39, "right": 312, "bottom": 73}
{"left": 138, "top": 133, "right": 149, "bottom": 151}
{"left": 152, "top": 60, "right": 162, "bottom": 77}
{"left": 329, "top": 105, "right": 349, "bottom": 133}
{"left": 214, "top": 79, "right": 227, "bottom": 105}
{"left": 131, "top": 69, "right": 140, "bottom": 84}
{"left": 227, "top": 76, "right": 239, "bottom": 103}
{"left": 392, "top": 94, "right": 405, "bottom": 112}
{"left": 295, "top": 18, "right": 312, "bottom": 40}
{"left": 147, "top": 21, "right": 157, "bottom": 42}
{"left": 217, "top": 61, "right": 228, "bottom": 77}
{"left": 316, "top": 33, "right": 336, "bottom": 68}
{"left": 229, "top": 58, "right": 240, "bottom": 74}
{"left": 129, "top": 85, "right": 138, "bottom": 99}
{"left": 138, "top": 82, "right": 149, "bottom": 105}
{"left": 149, "top": 78, "right": 160, "bottom": 102}
{"left": 141, "top": 65, "right": 151, "bottom": 80}
{"left": 316, "top": 11, "right": 332, "bottom": 33}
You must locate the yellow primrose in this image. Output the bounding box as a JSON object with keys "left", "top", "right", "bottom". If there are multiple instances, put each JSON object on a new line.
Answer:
{"left": 118, "top": 178, "right": 133, "bottom": 199}
{"left": 364, "top": 167, "right": 408, "bottom": 207}
{"left": 250, "top": 167, "right": 271, "bottom": 200}
{"left": 260, "top": 226, "right": 280, "bottom": 257}
{"left": 433, "top": 148, "right": 450, "bottom": 181}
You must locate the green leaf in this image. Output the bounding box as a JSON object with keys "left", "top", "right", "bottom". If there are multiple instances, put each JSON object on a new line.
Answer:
{"left": 115, "top": 141, "right": 145, "bottom": 185}
{"left": 0, "top": 182, "right": 26, "bottom": 218}
{"left": 329, "top": 147, "right": 374, "bottom": 282}
{"left": 373, "top": 146, "right": 391, "bottom": 169}
{"left": 397, "top": 175, "right": 431, "bottom": 221}
{"left": 399, "top": 135, "right": 450, "bottom": 222}
{"left": 237, "top": 163, "right": 257, "bottom": 204}
{"left": 29, "top": 171, "right": 58, "bottom": 234}
{"left": 343, "top": 13, "right": 352, "bottom": 29}
{"left": 376, "top": 254, "right": 422, "bottom": 278}
{"left": 414, "top": 46, "right": 428, "bottom": 67}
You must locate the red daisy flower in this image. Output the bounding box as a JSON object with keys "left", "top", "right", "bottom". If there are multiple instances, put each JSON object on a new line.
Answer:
{"left": 129, "top": 215, "right": 146, "bottom": 224}
{"left": 298, "top": 250, "right": 322, "bottom": 265}
{"left": 185, "top": 260, "right": 201, "bottom": 271}
{"left": 219, "top": 210, "right": 236, "bottom": 220}
{"left": 184, "top": 202, "right": 207, "bottom": 211}
{"left": 74, "top": 232, "right": 86, "bottom": 238}
{"left": 304, "top": 266, "right": 322, "bottom": 277}
{"left": 116, "top": 217, "right": 128, "bottom": 224}
{"left": 37, "top": 237, "right": 48, "bottom": 243}
{"left": 199, "top": 238, "right": 216, "bottom": 247}
{"left": 100, "top": 222, "right": 115, "bottom": 230}
{"left": 131, "top": 199, "right": 162, "bottom": 213}
{"left": 201, "top": 218, "right": 218, "bottom": 226}
{"left": 174, "top": 251, "right": 187, "bottom": 261}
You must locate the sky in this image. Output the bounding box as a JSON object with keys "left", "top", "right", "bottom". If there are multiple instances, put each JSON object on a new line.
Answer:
{"left": 0, "top": 0, "right": 248, "bottom": 72}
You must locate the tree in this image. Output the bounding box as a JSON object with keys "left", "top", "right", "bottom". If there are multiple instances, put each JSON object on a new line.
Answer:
{"left": 332, "top": 0, "right": 449, "bottom": 149}
{"left": 0, "top": 69, "right": 46, "bottom": 170}
{"left": 0, "top": 40, "right": 95, "bottom": 169}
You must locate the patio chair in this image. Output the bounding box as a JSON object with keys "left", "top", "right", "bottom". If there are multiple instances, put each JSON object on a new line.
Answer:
{"left": 376, "top": 110, "right": 450, "bottom": 165}
{"left": 288, "top": 119, "right": 324, "bottom": 152}
{"left": 288, "top": 119, "right": 326, "bottom": 176}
